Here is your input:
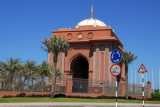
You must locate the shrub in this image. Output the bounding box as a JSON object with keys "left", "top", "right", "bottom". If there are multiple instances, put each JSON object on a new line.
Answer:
{"left": 67, "top": 95, "right": 92, "bottom": 99}
{"left": 27, "top": 94, "right": 66, "bottom": 97}
{"left": 27, "top": 94, "right": 51, "bottom": 97}
{"left": 54, "top": 94, "right": 66, "bottom": 98}
{"left": 16, "top": 93, "right": 26, "bottom": 97}
{"left": 3, "top": 95, "right": 13, "bottom": 98}
{"left": 97, "top": 95, "right": 126, "bottom": 99}
{"left": 151, "top": 93, "right": 160, "bottom": 99}
{"left": 66, "top": 95, "right": 134, "bottom": 99}
{"left": 42, "top": 94, "right": 51, "bottom": 97}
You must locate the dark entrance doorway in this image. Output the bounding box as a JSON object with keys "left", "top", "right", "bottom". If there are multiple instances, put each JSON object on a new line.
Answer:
{"left": 70, "top": 55, "right": 89, "bottom": 93}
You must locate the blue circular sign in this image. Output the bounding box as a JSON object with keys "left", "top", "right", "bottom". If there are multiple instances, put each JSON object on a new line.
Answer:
{"left": 110, "top": 49, "right": 122, "bottom": 64}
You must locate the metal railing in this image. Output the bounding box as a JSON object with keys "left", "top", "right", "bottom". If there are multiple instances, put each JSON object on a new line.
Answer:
{"left": 128, "top": 83, "right": 148, "bottom": 96}
{"left": 0, "top": 78, "right": 148, "bottom": 96}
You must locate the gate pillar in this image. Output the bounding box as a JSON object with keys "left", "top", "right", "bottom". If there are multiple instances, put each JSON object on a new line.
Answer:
{"left": 147, "top": 81, "right": 151, "bottom": 98}
{"left": 66, "top": 73, "right": 73, "bottom": 93}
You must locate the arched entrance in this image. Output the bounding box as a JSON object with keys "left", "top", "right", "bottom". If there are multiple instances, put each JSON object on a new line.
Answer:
{"left": 70, "top": 55, "right": 89, "bottom": 93}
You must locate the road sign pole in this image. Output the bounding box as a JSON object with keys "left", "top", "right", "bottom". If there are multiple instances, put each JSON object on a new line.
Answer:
{"left": 116, "top": 76, "right": 117, "bottom": 107}
{"left": 142, "top": 73, "right": 144, "bottom": 107}
{"left": 138, "top": 64, "right": 147, "bottom": 107}
{"left": 110, "top": 49, "right": 122, "bottom": 107}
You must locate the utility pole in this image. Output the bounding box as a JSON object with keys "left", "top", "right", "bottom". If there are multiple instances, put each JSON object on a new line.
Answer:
{"left": 135, "top": 70, "right": 136, "bottom": 92}
{"left": 152, "top": 69, "right": 154, "bottom": 93}
{"left": 135, "top": 70, "right": 136, "bottom": 84}
{"left": 131, "top": 69, "right": 132, "bottom": 91}
{"left": 146, "top": 72, "right": 147, "bottom": 85}
{"left": 159, "top": 69, "right": 160, "bottom": 93}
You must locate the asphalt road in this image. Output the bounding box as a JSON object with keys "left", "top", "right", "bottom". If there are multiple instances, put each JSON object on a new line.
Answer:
{"left": 0, "top": 103, "right": 160, "bottom": 107}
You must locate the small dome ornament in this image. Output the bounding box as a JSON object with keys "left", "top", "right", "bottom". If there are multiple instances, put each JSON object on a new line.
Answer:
{"left": 91, "top": 4, "right": 93, "bottom": 19}
{"left": 76, "top": 5, "right": 107, "bottom": 27}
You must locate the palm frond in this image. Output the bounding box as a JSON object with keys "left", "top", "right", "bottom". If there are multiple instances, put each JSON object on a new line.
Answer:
{"left": 41, "top": 35, "right": 72, "bottom": 57}
{"left": 121, "top": 51, "right": 138, "bottom": 65}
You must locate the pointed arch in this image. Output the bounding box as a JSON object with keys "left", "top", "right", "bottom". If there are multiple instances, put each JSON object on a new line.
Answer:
{"left": 69, "top": 53, "right": 89, "bottom": 71}
{"left": 69, "top": 53, "right": 89, "bottom": 80}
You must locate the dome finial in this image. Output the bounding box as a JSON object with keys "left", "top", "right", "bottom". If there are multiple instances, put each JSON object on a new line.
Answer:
{"left": 91, "top": 4, "right": 93, "bottom": 19}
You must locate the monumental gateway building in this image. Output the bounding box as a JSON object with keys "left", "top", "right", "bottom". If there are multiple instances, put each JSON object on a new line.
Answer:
{"left": 46, "top": 6, "right": 151, "bottom": 98}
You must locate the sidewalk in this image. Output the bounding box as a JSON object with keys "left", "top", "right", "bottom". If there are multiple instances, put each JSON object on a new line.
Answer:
{"left": 0, "top": 102, "right": 160, "bottom": 107}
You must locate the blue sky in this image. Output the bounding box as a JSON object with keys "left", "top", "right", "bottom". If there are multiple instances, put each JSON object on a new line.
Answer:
{"left": 0, "top": 0, "right": 160, "bottom": 89}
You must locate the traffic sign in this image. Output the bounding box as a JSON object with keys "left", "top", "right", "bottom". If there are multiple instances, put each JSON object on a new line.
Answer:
{"left": 138, "top": 64, "right": 147, "bottom": 73}
{"left": 138, "top": 64, "right": 147, "bottom": 107}
{"left": 110, "top": 64, "right": 122, "bottom": 76}
{"left": 110, "top": 49, "right": 122, "bottom": 64}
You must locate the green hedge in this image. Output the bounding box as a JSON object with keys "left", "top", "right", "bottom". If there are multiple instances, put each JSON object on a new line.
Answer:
{"left": 151, "top": 93, "right": 160, "bottom": 99}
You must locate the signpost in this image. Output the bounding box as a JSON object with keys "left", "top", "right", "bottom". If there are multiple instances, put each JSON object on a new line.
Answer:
{"left": 138, "top": 64, "right": 147, "bottom": 73}
{"left": 110, "top": 49, "right": 122, "bottom": 64}
{"left": 138, "top": 64, "right": 147, "bottom": 107}
{"left": 110, "top": 64, "right": 122, "bottom": 76}
{"left": 110, "top": 49, "right": 122, "bottom": 107}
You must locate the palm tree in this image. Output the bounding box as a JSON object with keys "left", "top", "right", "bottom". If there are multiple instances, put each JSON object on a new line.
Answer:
{"left": 0, "top": 61, "right": 10, "bottom": 90}
{"left": 41, "top": 36, "right": 71, "bottom": 98}
{"left": 38, "top": 61, "right": 52, "bottom": 91}
{"left": 0, "top": 71, "right": 10, "bottom": 90}
{"left": 121, "top": 51, "right": 137, "bottom": 100}
{"left": 16, "top": 64, "right": 25, "bottom": 90}
{"left": 0, "top": 58, "right": 21, "bottom": 90}
{"left": 24, "top": 60, "right": 37, "bottom": 91}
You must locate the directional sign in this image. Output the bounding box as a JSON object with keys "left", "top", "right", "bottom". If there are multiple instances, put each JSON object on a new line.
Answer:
{"left": 110, "top": 64, "right": 122, "bottom": 76}
{"left": 138, "top": 64, "right": 147, "bottom": 73}
{"left": 110, "top": 49, "right": 122, "bottom": 64}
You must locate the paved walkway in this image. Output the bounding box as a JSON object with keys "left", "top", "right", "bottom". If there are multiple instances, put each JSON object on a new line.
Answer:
{"left": 0, "top": 102, "right": 160, "bottom": 107}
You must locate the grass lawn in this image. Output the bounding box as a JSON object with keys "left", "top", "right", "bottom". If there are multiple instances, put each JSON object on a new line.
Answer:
{"left": 0, "top": 97, "right": 160, "bottom": 104}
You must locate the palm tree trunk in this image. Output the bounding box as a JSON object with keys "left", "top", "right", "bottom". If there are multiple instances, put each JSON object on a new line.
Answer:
{"left": 41, "top": 75, "right": 44, "bottom": 91}
{"left": 5, "top": 81, "right": 8, "bottom": 89}
{"left": 1, "top": 82, "right": 4, "bottom": 90}
{"left": 27, "top": 78, "right": 30, "bottom": 90}
{"left": 13, "top": 73, "right": 16, "bottom": 90}
{"left": 9, "top": 74, "right": 12, "bottom": 90}
{"left": 125, "top": 66, "right": 128, "bottom": 100}
{"left": 51, "top": 57, "right": 57, "bottom": 98}
{"left": 32, "top": 78, "right": 34, "bottom": 91}
{"left": 19, "top": 76, "right": 22, "bottom": 90}
{"left": 24, "top": 78, "right": 27, "bottom": 90}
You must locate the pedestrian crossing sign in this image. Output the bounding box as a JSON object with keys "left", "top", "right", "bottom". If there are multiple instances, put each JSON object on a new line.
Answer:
{"left": 138, "top": 64, "right": 147, "bottom": 73}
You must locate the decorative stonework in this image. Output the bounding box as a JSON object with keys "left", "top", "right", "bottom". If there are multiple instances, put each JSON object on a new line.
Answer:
{"left": 87, "top": 32, "right": 93, "bottom": 39}
{"left": 77, "top": 33, "right": 83, "bottom": 40}
{"left": 67, "top": 33, "right": 73, "bottom": 40}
